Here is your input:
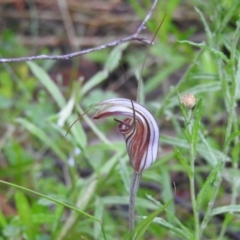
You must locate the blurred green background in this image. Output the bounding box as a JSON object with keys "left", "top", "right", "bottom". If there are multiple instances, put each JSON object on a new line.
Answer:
{"left": 0, "top": 0, "right": 240, "bottom": 239}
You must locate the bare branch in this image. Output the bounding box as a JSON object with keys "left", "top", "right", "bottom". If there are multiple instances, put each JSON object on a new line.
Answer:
{"left": 0, "top": 0, "right": 158, "bottom": 63}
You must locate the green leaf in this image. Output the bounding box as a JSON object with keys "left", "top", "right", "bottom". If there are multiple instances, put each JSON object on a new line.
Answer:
{"left": 82, "top": 43, "right": 129, "bottom": 95}
{"left": 145, "top": 59, "right": 185, "bottom": 94}
{"left": 104, "top": 42, "right": 129, "bottom": 72}
{"left": 0, "top": 207, "right": 7, "bottom": 228}
{"left": 211, "top": 205, "right": 240, "bottom": 216}
{"left": 199, "top": 131, "right": 218, "bottom": 166}
{"left": 28, "top": 62, "right": 87, "bottom": 148}
{"left": 0, "top": 179, "right": 106, "bottom": 240}
{"left": 27, "top": 62, "right": 65, "bottom": 108}
{"left": 57, "top": 95, "right": 75, "bottom": 127}
{"left": 197, "top": 161, "right": 223, "bottom": 208}
{"left": 124, "top": 200, "right": 172, "bottom": 240}
{"left": 161, "top": 166, "right": 175, "bottom": 216}
{"left": 192, "top": 98, "right": 203, "bottom": 155}
{"left": 146, "top": 195, "right": 192, "bottom": 238}
{"left": 15, "top": 191, "right": 35, "bottom": 239}
{"left": 94, "top": 197, "right": 104, "bottom": 240}
{"left": 194, "top": 7, "right": 213, "bottom": 46}
{"left": 174, "top": 147, "right": 191, "bottom": 175}
{"left": 235, "top": 55, "right": 240, "bottom": 100}
{"left": 224, "top": 130, "right": 240, "bottom": 148}
{"left": 161, "top": 135, "right": 227, "bottom": 166}
{"left": 179, "top": 102, "right": 188, "bottom": 121}
{"left": 16, "top": 118, "right": 67, "bottom": 160}
{"left": 81, "top": 70, "right": 108, "bottom": 95}
{"left": 119, "top": 155, "right": 131, "bottom": 192}
{"left": 32, "top": 213, "right": 57, "bottom": 224}
{"left": 153, "top": 217, "right": 191, "bottom": 240}
{"left": 164, "top": 82, "right": 221, "bottom": 111}
{"left": 102, "top": 196, "right": 158, "bottom": 210}
{"left": 183, "top": 127, "right": 191, "bottom": 143}
{"left": 178, "top": 40, "right": 229, "bottom": 63}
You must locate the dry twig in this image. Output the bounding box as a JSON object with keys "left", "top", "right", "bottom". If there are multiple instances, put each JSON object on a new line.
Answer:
{"left": 0, "top": 0, "right": 158, "bottom": 63}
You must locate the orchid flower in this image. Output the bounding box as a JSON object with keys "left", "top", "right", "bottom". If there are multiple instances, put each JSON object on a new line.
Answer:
{"left": 93, "top": 98, "right": 159, "bottom": 230}
{"left": 93, "top": 98, "right": 159, "bottom": 173}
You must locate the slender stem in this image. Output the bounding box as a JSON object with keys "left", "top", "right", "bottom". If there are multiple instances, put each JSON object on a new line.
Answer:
{"left": 187, "top": 111, "right": 199, "bottom": 240}
{"left": 189, "top": 144, "right": 199, "bottom": 240}
{"left": 129, "top": 171, "right": 142, "bottom": 231}
{"left": 0, "top": 0, "right": 159, "bottom": 63}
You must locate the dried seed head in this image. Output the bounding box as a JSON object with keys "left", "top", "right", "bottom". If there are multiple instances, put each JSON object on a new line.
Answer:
{"left": 181, "top": 94, "right": 196, "bottom": 109}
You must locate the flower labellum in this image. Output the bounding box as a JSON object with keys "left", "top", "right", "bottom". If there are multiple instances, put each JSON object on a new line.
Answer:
{"left": 93, "top": 98, "right": 159, "bottom": 173}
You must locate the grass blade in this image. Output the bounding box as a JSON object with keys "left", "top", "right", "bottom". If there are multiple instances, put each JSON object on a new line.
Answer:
{"left": 174, "top": 147, "right": 191, "bottom": 175}
{"left": 211, "top": 205, "right": 240, "bottom": 216}
{"left": 27, "top": 62, "right": 65, "bottom": 108}
{"left": 15, "top": 191, "right": 35, "bottom": 239}
{"left": 81, "top": 70, "right": 108, "bottom": 95}
{"left": 16, "top": 118, "right": 67, "bottom": 160}
{"left": 124, "top": 199, "right": 172, "bottom": 240}
{"left": 153, "top": 217, "right": 191, "bottom": 240}
{"left": 0, "top": 180, "right": 107, "bottom": 240}
{"left": 197, "top": 161, "right": 223, "bottom": 209}
{"left": 192, "top": 98, "right": 203, "bottom": 155}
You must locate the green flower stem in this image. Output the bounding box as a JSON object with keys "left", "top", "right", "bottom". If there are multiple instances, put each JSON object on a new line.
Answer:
{"left": 129, "top": 171, "right": 142, "bottom": 231}
{"left": 187, "top": 110, "right": 199, "bottom": 240}
{"left": 189, "top": 144, "right": 199, "bottom": 240}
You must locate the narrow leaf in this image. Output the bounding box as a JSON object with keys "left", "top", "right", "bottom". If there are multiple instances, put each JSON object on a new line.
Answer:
{"left": 183, "top": 127, "right": 191, "bottom": 143}
{"left": 153, "top": 217, "right": 191, "bottom": 240}
{"left": 57, "top": 95, "right": 75, "bottom": 127}
{"left": 145, "top": 60, "right": 185, "bottom": 94}
{"left": 211, "top": 205, "right": 240, "bottom": 216}
{"left": 224, "top": 130, "right": 240, "bottom": 148}
{"left": 174, "top": 147, "right": 191, "bottom": 175}
{"left": 15, "top": 191, "right": 35, "bottom": 239}
{"left": 179, "top": 102, "right": 188, "bottom": 121}
{"left": 197, "top": 161, "right": 223, "bottom": 208}
{"left": 0, "top": 180, "right": 104, "bottom": 233}
{"left": 0, "top": 208, "right": 7, "bottom": 228}
{"left": 178, "top": 40, "right": 229, "bottom": 63}
{"left": 161, "top": 135, "right": 229, "bottom": 166}
{"left": 94, "top": 197, "right": 104, "bottom": 240}
{"left": 81, "top": 70, "right": 108, "bottom": 95}
{"left": 16, "top": 118, "right": 67, "bottom": 160}
{"left": 164, "top": 82, "right": 221, "bottom": 111}
{"left": 124, "top": 200, "right": 172, "bottom": 240}
{"left": 235, "top": 55, "right": 240, "bottom": 100}
{"left": 161, "top": 166, "right": 175, "bottom": 216}
{"left": 146, "top": 195, "right": 192, "bottom": 238}
{"left": 28, "top": 62, "right": 65, "bottom": 108}
{"left": 104, "top": 42, "right": 129, "bottom": 72}
{"left": 192, "top": 98, "right": 203, "bottom": 155}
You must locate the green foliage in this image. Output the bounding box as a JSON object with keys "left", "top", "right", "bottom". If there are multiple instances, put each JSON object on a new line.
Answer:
{"left": 0, "top": 1, "right": 240, "bottom": 240}
{"left": 125, "top": 200, "right": 172, "bottom": 240}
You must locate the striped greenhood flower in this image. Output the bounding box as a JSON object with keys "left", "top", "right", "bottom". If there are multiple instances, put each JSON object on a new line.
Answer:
{"left": 93, "top": 98, "right": 159, "bottom": 173}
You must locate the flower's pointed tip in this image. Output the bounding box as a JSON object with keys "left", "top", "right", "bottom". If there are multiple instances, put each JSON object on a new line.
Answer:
{"left": 92, "top": 115, "right": 98, "bottom": 120}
